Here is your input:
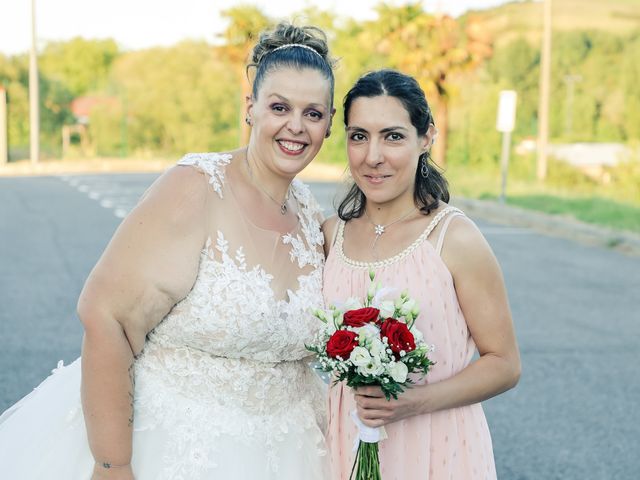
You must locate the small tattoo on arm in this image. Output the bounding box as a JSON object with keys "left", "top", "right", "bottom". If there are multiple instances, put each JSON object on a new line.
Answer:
{"left": 101, "top": 461, "right": 128, "bottom": 469}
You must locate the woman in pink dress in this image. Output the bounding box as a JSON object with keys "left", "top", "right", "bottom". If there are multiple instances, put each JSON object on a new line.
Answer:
{"left": 323, "top": 69, "right": 521, "bottom": 480}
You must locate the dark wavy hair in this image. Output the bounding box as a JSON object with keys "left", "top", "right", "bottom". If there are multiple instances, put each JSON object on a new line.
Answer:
{"left": 337, "top": 69, "right": 449, "bottom": 221}
{"left": 247, "top": 23, "right": 335, "bottom": 102}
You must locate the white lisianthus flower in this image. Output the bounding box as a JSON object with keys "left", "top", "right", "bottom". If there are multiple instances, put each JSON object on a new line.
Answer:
{"left": 326, "top": 321, "right": 337, "bottom": 335}
{"left": 386, "top": 361, "right": 408, "bottom": 383}
{"left": 342, "top": 297, "right": 363, "bottom": 311}
{"left": 357, "top": 324, "right": 381, "bottom": 348}
{"left": 411, "top": 327, "right": 424, "bottom": 343}
{"left": 313, "top": 309, "right": 329, "bottom": 323}
{"left": 368, "top": 337, "right": 386, "bottom": 359}
{"left": 358, "top": 323, "right": 380, "bottom": 339}
{"left": 371, "top": 286, "right": 398, "bottom": 308}
{"left": 378, "top": 300, "right": 395, "bottom": 319}
{"left": 367, "top": 281, "right": 380, "bottom": 300}
{"left": 394, "top": 297, "right": 404, "bottom": 310}
{"left": 358, "top": 357, "right": 385, "bottom": 377}
{"left": 400, "top": 298, "right": 417, "bottom": 316}
{"left": 349, "top": 346, "right": 372, "bottom": 367}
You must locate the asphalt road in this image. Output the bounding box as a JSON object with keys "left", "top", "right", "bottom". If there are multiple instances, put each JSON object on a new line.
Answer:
{"left": 0, "top": 173, "right": 638, "bottom": 479}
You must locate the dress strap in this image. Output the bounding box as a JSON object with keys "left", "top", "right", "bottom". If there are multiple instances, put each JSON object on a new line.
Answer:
{"left": 435, "top": 208, "right": 465, "bottom": 256}
{"left": 330, "top": 218, "right": 342, "bottom": 248}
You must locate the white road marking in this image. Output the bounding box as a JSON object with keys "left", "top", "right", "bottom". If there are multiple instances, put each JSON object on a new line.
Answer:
{"left": 57, "top": 175, "right": 142, "bottom": 220}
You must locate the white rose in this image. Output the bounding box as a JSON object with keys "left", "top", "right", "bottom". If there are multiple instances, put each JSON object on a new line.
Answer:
{"left": 349, "top": 346, "right": 372, "bottom": 367}
{"left": 386, "top": 361, "right": 408, "bottom": 383}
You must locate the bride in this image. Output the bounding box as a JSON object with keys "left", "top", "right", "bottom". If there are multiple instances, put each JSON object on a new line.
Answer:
{"left": 0, "top": 22, "right": 335, "bottom": 479}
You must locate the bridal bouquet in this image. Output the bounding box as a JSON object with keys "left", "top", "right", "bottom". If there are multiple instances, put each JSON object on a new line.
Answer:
{"left": 307, "top": 272, "right": 434, "bottom": 480}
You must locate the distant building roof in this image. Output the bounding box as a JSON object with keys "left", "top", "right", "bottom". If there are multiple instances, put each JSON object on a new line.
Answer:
{"left": 70, "top": 96, "right": 118, "bottom": 124}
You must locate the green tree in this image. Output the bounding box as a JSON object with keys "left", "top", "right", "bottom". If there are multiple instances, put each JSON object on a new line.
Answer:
{"left": 372, "top": 6, "right": 492, "bottom": 167}
{"left": 0, "top": 53, "right": 74, "bottom": 159}
{"left": 219, "top": 5, "right": 271, "bottom": 144}
{"left": 105, "top": 41, "right": 239, "bottom": 156}
{"left": 40, "top": 38, "right": 119, "bottom": 96}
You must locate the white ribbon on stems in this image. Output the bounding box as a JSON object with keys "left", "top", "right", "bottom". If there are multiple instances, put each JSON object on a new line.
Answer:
{"left": 350, "top": 409, "right": 388, "bottom": 452}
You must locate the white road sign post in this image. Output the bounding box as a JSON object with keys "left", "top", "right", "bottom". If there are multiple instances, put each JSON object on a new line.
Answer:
{"left": 0, "top": 87, "right": 7, "bottom": 164}
{"left": 496, "top": 90, "right": 517, "bottom": 204}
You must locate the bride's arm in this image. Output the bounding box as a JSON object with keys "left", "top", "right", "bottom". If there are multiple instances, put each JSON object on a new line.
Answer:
{"left": 77, "top": 166, "right": 208, "bottom": 477}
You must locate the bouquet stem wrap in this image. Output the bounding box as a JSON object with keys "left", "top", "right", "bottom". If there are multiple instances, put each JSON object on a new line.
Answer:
{"left": 350, "top": 409, "right": 387, "bottom": 480}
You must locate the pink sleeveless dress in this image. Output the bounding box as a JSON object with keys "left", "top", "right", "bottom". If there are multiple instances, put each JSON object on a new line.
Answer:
{"left": 323, "top": 207, "right": 497, "bottom": 480}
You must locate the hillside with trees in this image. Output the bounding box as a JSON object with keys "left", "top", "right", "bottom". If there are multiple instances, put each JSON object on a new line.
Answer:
{"left": 1, "top": 0, "right": 638, "bottom": 208}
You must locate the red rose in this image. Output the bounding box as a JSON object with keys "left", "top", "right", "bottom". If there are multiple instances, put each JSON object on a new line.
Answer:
{"left": 326, "top": 330, "right": 359, "bottom": 359}
{"left": 343, "top": 307, "right": 380, "bottom": 327}
{"left": 380, "top": 318, "right": 416, "bottom": 355}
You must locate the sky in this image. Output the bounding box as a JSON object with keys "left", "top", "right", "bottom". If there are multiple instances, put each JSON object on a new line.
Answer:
{"left": 1, "top": 0, "right": 514, "bottom": 56}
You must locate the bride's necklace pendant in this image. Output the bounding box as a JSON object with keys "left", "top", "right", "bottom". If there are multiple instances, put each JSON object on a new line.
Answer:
{"left": 374, "top": 224, "right": 385, "bottom": 236}
{"left": 245, "top": 155, "right": 290, "bottom": 216}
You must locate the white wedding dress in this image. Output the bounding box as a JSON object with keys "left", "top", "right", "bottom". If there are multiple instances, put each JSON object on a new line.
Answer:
{"left": 0, "top": 153, "right": 329, "bottom": 479}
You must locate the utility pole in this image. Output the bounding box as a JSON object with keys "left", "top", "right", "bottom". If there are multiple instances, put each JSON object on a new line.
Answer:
{"left": 536, "top": 0, "right": 552, "bottom": 181}
{"left": 29, "top": 0, "right": 40, "bottom": 164}
{"left": 497, "top": 90, "right": 517, "bottom": 204}
{"left": 0, "top": 87, "right": 7, "bottom": 164}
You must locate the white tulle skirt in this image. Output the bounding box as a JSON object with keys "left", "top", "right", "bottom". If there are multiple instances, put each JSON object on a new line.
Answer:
{"left": 0, "top": 358, "right": 329, "bottom": 479}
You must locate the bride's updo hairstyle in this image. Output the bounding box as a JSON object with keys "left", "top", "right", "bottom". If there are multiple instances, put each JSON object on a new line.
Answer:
{"left": 247, "top": 22, "right": 335, "bottom": 102}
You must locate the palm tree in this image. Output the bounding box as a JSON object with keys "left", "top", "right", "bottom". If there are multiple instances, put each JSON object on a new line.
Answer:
{"left": 374, "top": 6, "right": 492, "bottom": 167}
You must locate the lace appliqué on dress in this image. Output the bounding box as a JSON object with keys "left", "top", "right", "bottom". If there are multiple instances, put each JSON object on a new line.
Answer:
{"left": 177, "top": 152, "right": 232, "bottom": 199}
{"left": 284, "top": 179, "right": 324, "bottom": 269}
{"left": 131, "top": 153, "right": 327, "bottom": 478}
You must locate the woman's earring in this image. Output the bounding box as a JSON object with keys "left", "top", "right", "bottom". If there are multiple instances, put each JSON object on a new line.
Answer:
{"left": 325, "top": 129, "right": 331, "bottom": 138}
{"left": 245, "top": 116, "right": 252, "bottom": 126}
{"left": 421, "top": 157, "right": 430, "bottom": 179}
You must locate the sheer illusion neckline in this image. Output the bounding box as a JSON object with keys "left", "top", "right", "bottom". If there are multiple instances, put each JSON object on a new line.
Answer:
{"left": 198, "top": 236, "right": 318, "bottom": 305}
{"left": 224, "top": 161, "right": 302, "bottom": 237}
{"left": 336, "top": 206, "right": 462, "bottom": 269}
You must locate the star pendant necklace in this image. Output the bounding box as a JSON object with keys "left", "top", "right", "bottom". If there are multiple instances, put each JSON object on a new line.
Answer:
{"left": 245, "top": 156, "right": 290, "bottom": 215}
{"left": 364, "top": 205, "right": 418, "bottom": 257}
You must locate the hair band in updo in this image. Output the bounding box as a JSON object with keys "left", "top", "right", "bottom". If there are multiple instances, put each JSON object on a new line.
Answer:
{"left": 267, "top": 43, "right": 324, "bottom": 59}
